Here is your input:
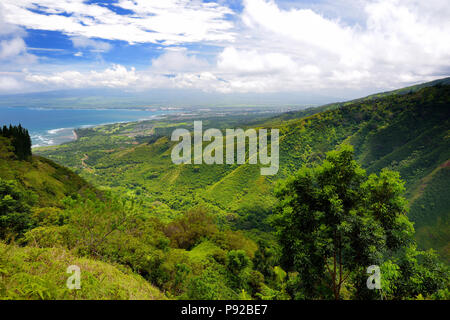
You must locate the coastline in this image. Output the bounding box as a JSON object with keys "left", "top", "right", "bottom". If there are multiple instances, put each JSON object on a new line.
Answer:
{"left": 1, "top": 107, "right": 175, "bottom": 149}
{"left": 72, "top": 129, "right": 78, "bottom": 141}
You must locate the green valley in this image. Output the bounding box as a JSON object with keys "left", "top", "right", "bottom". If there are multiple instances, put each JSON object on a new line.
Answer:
{"left": 36, "top": 81, "right": 450, "bottom": 263}
{"left": 1, "top": 79, "right": 449, "bottom": 300}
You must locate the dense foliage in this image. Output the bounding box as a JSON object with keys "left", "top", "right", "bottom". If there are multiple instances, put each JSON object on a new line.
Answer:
{"left": 273, "top": 146, "right": 448, "bottom": 299}
{"left": 1, "top": 81, "right": 449, "bottom": 300}
{"left": 36, "top": 85, "right": 450, "bottom": 263}
{"left": 0, "top": 124, "right": 32, "bottom": 161}
{"left": 0, "top": 178, "right": 35, "bottom": 239}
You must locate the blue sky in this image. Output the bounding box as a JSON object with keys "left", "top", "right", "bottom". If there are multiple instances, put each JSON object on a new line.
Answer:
{"left": 0, "top": 0, "right": 449, "bottom": 101}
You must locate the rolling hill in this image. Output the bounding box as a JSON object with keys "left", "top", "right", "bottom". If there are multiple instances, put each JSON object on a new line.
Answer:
{"left": 34, "top": 79, "right": 450, "bottom": 263}
{"left": 0, "top": 136, "right": 164, "bottom": 299}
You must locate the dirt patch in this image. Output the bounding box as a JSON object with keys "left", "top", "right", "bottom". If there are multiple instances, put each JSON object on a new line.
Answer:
{"left": 81, "top": 154, "right": 94, "bottom": 173}
{"left": 439, "top": 159, "right": 450, "bottom": 168}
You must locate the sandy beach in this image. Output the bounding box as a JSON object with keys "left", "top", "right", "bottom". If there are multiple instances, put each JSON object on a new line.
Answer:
{"left": 72, "top": 130, "right": 78, "bottom": 141}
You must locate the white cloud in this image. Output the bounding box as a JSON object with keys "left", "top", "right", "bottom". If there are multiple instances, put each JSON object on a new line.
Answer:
{"left": 151, "top": 48, "right": 210, "bottom": 73}
{"left": 0, "top": 37, "right": 27, "bottom": 59}
{"left": 0, "top": 76, "right": 22, "bottom": 91}
{"left": 22, "top": 62, "right": 229, "bottom": 93}
{"left": 218, "top": 47, "right": 297, "bottom": 74}
{"left": 71, "top": 36, "right": 112, "bottom": 52}
{"left": 25, "top": 64, "right": 139, "bottom": 88}
{"left": 0, "top": 3, "right": 36, "bottom": 73}
{"left": 1, "top": 0, "right": 450, "bottom": 95}
{"left": 231, "top": 0, "right": 450, "bottom": 90}
{"left": 1, "top": 0, "right": 235, "bottom": 45}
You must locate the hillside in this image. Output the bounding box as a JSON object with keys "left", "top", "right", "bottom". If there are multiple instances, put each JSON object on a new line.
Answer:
{"left": 264, "top": 77, "right": 450, "bottom": 125}
{"left": 1, "top": 81, "right": 448, "bottom": 300}
{"left": 0, "top": 136, "right": 166, "bottom": 299}
{"left": 0, "top": 242, "right": 165, "bottom": 300}
{"left": 0, "top": 137, "right": 94, "bottom": 208}
{"left": 0, "top": 133, "right": 278, "bottom": 300}
{"left": 35, "top": 82, "right": 450, "bottom": 263}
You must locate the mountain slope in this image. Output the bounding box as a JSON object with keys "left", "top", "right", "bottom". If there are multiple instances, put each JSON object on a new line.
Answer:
{"left": 0, "top": 137, "right": 166, "bottom": 299}
{"left": 265, "top": 76, "right": 450, "bottom": 124}
{"left": 0, "top": 242, "right": 165, "bottom": 300}
{"left": 35, "top": 81, "right": 450, "bottom": 262}
{"left": 0, "top": 137, "right": 93, "bottom": 208}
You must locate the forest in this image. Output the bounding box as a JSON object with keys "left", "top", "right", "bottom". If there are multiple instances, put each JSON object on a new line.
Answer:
{"left": 1, "top": 81, "right": 449, "bottom": 300}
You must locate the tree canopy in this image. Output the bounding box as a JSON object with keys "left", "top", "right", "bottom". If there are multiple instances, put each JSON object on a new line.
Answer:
{"left": 273, "top": 145, "right": 448, "bottom": 299}
{"left": 0, "top": 124, "right": 32, "bottom": 161}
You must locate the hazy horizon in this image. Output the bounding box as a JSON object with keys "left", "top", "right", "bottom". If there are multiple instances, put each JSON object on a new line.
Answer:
{"left": 2, "top": 77, "right": 449, "bottom": 109}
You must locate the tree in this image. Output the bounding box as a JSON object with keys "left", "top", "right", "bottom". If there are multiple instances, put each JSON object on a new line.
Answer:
{"left": 164, "top": 207, "right": 217, "bottom": 249}
{"left": 64, "top": 194, "right": 137, "bottom": 256}
{"left": 253, "top": 239, "right": 278, "bottom": 282}
{"left": 186, "top": 266, "right": 236, "bottom": 300}
{"left": 0, "top": 178, "right": 36, "bottom": 239}
{"left": 0, "top": 124, "right": 32, "bottom": 160}
{"left": 272, "top": 145, "right": 423, "bottom": 299}
{"left": 0, "top": 137, "right": 15, "bottom": 160}
{"left": 226, "top": 250, "right": 252, "bottom": 291}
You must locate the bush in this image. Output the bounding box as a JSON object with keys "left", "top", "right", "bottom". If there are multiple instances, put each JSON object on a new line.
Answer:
{"left": 164, "top": 207, "right": 217, "bottom": 249}
{"left": 0, "top": 178, "right": 36, "bottom": 239}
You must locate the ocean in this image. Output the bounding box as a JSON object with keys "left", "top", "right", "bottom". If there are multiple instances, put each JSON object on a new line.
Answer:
{"left": 0, "top": 107, "right": 173, "bottom": 147}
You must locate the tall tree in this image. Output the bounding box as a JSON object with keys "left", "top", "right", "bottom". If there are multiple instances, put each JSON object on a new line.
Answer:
{"left": 0, "top": 124, "right": 32, "bottom": 160}
{"left": 0, "top": 178, "right": 35, "bottom": 239}
{"left": 272, "top": 145, "right": 417, "bottom": 299}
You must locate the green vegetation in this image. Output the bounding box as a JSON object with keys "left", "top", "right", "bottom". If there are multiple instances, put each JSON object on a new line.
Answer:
{"left": 36, "top": 84, "right": 450, "bottom": 262}
{"left": 1, "top": 80, "right": 449, "bottom": 300}
{"left": 273, "top": 146, "right": 448, "bottom": 299}
{"left": 0, "top": 242, "right": 164, "bottom": 300}
{"left": 410, "top": 165, "right": 450, "bottom": 263}
{"left": 0, "top": 124, "right": 32, "bottom": 161}
{"left": 0, "top": 178, "right": 35, "bottom": 239}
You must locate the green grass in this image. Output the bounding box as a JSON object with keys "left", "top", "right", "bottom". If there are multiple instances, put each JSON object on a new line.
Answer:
{"left": 0, "top": 242, "right": 165, "bottom": 300}
{"left": 188, "top": 241, "right": 223, "bottom": 264}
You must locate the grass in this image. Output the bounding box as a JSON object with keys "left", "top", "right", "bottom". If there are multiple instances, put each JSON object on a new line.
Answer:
{"left": 0, "top": 242, "right": 165, "bottom": 300}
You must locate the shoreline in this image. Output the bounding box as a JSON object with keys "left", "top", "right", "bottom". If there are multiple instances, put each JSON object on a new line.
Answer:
{"left": 32, "top": 115, "right": 170, "bottom": 148}
{"left": 30, "top": 113, "right": 173, "bottom": 149}
{"left": 72, "top": 129, "right": 78, "bottom": 141}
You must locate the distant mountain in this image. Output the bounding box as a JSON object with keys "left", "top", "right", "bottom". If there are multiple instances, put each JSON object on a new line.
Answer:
{"left": 9, "top": 78, "right": 450, "bottom": 110}
{"left": 265, "top": 76, "right": 450, "bottom": 124}
{"left": 0, "top": 87, "right": 343, "bottom": 109}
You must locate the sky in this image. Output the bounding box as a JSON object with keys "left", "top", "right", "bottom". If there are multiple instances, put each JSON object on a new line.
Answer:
{"left": 0, "top": 0, "right": 449, "bottom": 102}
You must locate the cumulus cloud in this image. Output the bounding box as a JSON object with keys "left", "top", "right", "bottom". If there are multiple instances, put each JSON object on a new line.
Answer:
{"left": 0, "top": 3, "right": 36, "bottom": 72}
{"left": 218, "top": 47, "right": 297, "bottom": 74}
{"left": 234, "top": 0, "right": 450, "bottom": 89}
{"left": 25, "top": 64, "right": 139, "bottom": 88}
{"left": 0, "top": 37, "right": 27, "bottom": 59}
{"left": 0, "top": 75, "right": 22, "bottom": 91}
{"left": 151, "top": 48, "right": 210, "bottom": 73}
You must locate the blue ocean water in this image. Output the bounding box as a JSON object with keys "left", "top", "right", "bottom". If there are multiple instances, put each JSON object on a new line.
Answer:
{"left": 0, "top": 107, "right": 172, "bottom": 147}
